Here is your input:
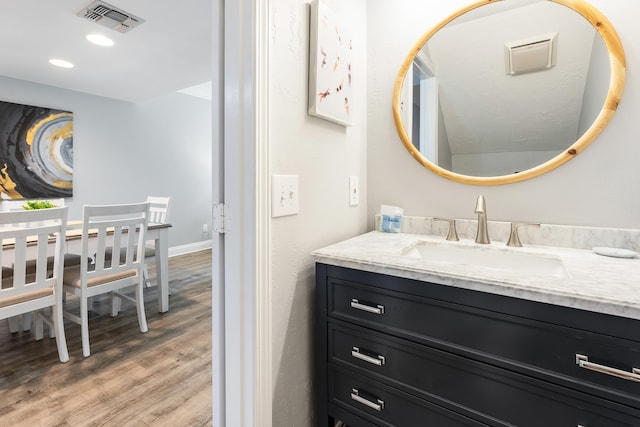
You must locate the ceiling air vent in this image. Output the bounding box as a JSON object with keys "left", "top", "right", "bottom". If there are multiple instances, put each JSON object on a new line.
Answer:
{"left": 505, "top": 33, "right": 558, "bottom": 75}
{"left": 77, "top": 1, "right": 145, "bottom": 34}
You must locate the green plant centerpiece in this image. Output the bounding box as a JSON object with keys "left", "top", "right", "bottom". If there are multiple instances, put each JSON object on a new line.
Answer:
{"left": 22, "top": 200, "right": 58, "bottom": 210}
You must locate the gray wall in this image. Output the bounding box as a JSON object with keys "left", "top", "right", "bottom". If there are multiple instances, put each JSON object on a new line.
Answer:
{"left": 0, "top": 75, "right": 212, "bottom": 249}
{"left": 367, "top": 0, "right": 640, "bottom": 230}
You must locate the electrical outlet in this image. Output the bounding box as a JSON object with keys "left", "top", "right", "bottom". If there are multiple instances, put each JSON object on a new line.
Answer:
{"left": 202, "top": 223, "right": 209, "bottom": 233}
{"left": 349, "top": 176, "right": 359, "bottom": 206}
{"left": 272, "top": 174, "right": 299, "bottom": 217}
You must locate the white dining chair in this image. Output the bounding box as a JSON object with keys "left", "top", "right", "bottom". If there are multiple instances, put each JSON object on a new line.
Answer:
{"left": 1, "top": 199, "right": 79, "bottom": 332}
{"left": 0, "top": 207, "right": 69, "bottom": 363}
{"left": 103, "top": 196, "right": 171, "bottom": 316}
{"left": 62, "top": 202, "right": 150, "bottom": 357}
{"left": 147, "top": 196, "right": 171, "bottom": 225}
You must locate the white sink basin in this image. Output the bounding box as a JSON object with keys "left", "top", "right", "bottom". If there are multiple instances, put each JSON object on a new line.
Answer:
{"left": 402, "top": 241, "right": 568, "bottom": 278}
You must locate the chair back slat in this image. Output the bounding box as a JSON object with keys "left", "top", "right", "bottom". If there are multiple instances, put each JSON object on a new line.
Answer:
{"left": 35, "top": 234, "right": 49, "bottom": 284}
{"left": 94, "top": 228, "right": 108, "bottom": 271}
{"left": 112, "top": 225, "right": 124, "bottom": 265}
{"left": 10, "top": 235, "right": 27, "bottom": 293}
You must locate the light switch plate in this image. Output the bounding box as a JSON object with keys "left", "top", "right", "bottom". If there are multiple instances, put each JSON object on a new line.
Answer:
{"left": 349, "top": 176, "right": 359, "bottom": 207}
{"left": 272, "top": 174, "right": 299, "bottom": 217}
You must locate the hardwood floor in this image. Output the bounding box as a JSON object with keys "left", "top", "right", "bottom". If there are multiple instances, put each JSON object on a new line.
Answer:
{"left": 0, "top": 249, "right": 212, "bottom": 426}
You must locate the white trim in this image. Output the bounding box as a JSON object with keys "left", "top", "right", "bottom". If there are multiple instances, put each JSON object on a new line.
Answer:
{"left": 222, "top": 0, "right": 260, "bottom": 425}
{"left": 255, "top": 0, "right": 272, "bottom": 424}
{"left": 211, "top": 1, "right": 225, "bottom": 426}
{"left": 168, "top": 240, "right": 212, "bottom": 257}
{"left": 213, "top": 0, "right": 271, "bottom": 425}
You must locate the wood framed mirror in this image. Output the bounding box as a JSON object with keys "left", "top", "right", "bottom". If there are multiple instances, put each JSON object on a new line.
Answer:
{"left": 392, "top": 0, "right": 626, "bottom": 185}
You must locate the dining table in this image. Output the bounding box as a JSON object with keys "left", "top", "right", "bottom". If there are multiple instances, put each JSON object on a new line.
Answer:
{"left": 2, "top": 221, "right": 172, "bottom": 313}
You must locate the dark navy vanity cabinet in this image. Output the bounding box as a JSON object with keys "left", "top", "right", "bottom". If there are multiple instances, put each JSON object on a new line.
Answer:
{"left": 315, "top": 263, "right": 640, "bottom": 426}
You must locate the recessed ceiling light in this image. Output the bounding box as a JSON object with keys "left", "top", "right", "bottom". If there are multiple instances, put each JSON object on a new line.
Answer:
{"left": 86, "top": 34, "right": 114, "bottom": 47}
{"left": 49, "top": 59, "right": 74, "bottom": 68}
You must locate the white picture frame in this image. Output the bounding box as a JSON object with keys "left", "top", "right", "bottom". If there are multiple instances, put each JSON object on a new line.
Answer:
{"left": 308, "top": 0, "right": 354, "bottom": 127}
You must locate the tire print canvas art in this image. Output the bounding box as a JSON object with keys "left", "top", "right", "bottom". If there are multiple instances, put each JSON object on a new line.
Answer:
{"left": 0, "top": 100, "right": 73, "bottom": 199}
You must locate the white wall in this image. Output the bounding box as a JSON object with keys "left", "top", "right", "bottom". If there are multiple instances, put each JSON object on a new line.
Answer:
{"left": 367, "top": 0, "right": 640, "bottom": 230}
{"left": 0, "top": 75, "right": 212, "bottom": 248}
{"left": 269, "top": 0, "right": 368, "bottom": 424}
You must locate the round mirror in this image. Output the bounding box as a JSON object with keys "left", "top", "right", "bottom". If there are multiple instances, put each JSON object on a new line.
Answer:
{"left": 392, "top": 0, "right": 625, "bottom": 185}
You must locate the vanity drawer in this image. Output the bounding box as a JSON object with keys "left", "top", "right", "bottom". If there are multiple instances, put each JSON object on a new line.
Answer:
{"left": 328, "top": 277, "right": 640, "bottom": 406}
{"left": 329, "top": 365, "right": 492, "bottom": 427}
{"left": 329, "top": 322, "right": 640, "bottom": 427}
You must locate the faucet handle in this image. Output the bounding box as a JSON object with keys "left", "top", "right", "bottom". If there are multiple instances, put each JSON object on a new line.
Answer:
{"left": 434, "top": 218, "right": 459, "bottom": 241}
{"left": 474, "top": 195, "right": 487, "bottom": 213}
{"left": 507, "top": 222, "right": 540, "bottom": 247}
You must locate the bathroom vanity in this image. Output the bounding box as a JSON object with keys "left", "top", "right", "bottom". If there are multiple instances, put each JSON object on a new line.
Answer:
{"left": 332, "top": 0, "right": 634, "bottom": 421}
{"left": 314, "top": 226, "right": 640, "bottom": 426}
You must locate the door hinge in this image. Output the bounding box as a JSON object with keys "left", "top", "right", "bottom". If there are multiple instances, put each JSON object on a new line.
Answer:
{"left": 213, "top": 203, "right": 226, "bottom": 234}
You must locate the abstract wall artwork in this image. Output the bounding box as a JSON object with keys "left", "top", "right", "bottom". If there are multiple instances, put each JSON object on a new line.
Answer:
{"left": 0, "top": 100, "right": 73, "bottom": 199}
{"left": 308, "top": 0, "right": 354, "bottom": 127}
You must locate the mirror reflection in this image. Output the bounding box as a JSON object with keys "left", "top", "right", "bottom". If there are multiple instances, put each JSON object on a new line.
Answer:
{"left": 398, "top": 0, "right": 610, "bottom": 177}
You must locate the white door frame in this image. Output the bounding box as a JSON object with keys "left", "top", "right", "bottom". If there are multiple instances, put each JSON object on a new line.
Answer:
{"left": 211, "top": 0, "right": 225, "bottom": 425}
{"left": 212, "top": 0, "right": 271, "bottom": 426}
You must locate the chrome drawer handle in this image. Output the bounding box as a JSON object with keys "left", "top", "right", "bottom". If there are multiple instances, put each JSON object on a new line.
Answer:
{"left": 350, "top": 299, "right": 384, "bottom": 315}
{"left": 351, "top": 346, "right": 385, "bottom": 366}
{"left": 576, "top": 354, "right": 640, "bottom": 382}
{"left": 351, "top": 388, "right": 384, "bottom": 411}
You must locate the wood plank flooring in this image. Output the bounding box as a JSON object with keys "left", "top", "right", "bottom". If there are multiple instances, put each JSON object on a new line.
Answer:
{"left": 0, "top": 249, "right": 212, "bottom": 426}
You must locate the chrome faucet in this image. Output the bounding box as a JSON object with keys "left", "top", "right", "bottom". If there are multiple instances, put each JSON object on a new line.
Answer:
{"left": 474, "top": 195, "right": 490, "bottom": 244}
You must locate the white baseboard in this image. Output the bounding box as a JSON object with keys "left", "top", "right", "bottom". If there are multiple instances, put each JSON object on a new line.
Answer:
{"left": 169, "top": 240, "right": 212, "bottom": 257}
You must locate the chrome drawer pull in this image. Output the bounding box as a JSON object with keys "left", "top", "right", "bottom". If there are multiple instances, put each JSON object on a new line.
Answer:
{"left": 351, "top": 388, "right": 384, "bottom": 411}
{"left": 351, "top": 346, "right": 386, "bottom": 366}
{"left": 576, "top": 354, "right": 640, "bottom": 382}
{"left": 350, "top": 299, "right": 384, "bottom": 315}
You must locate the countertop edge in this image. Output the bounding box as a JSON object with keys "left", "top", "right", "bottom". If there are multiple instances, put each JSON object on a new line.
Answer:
{"left": 313, "top": 231, "right": 640, "bottom": 321}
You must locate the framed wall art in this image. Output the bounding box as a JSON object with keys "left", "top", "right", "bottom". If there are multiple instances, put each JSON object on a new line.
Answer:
{"left": 0, "top": 100, "right": 73, "bottom": 199}
{"left": 308, "top": 0, "right": 354, "bottom": 127}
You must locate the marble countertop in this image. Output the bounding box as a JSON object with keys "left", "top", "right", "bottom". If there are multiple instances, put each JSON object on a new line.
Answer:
{"left": 313, "top": 231, "right": 640, "bottom": 320}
